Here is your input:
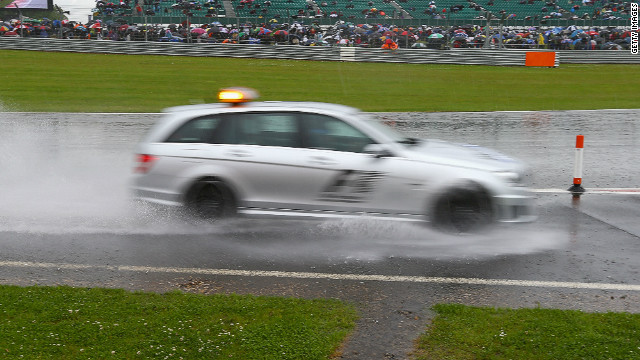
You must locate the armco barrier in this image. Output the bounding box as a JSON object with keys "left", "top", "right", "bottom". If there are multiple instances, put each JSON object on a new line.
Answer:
{"left": 1, "top": 37, "right": 638, "bottom": 65}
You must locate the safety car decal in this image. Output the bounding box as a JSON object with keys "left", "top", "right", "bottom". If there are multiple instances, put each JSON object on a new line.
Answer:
{"left": 318, "top": 170, "right": 386, "bottom": 203}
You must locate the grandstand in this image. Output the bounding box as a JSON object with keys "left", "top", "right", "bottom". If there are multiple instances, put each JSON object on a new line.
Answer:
{"left": 399, "top": 0, "right": 486, "bottom": 20}
{"left": 91, "top": 0, "right": 632, "bottom": 25}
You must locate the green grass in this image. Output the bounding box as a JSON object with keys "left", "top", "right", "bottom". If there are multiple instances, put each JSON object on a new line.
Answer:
{"left": 2, "top": 49, "right": 640, "bottom": 358}
{"left": 0, "top": 285, "right": 358, "bottom": 359}
{"left": 1, "top": 49, "right": 639, "bottom": 113}
{"left": 415, "top": 303, "right": 640, "bottom": 360}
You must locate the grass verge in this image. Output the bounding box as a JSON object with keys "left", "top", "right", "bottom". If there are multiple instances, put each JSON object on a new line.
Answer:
{"left": 0, "top": 285, "right": 357, "bottom": 359}
{"left": 415, "top": 303, "right": 640, "bottom": 360}
{"left": 1, "top": 50, "right": 639, "bottom": 112}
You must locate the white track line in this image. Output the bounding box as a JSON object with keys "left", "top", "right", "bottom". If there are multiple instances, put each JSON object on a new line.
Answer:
{"left": 534, "top": 188, "right": 640, "bottom": 195}
{"left": 1, "top": 260, "right": 639, "bottom": 292}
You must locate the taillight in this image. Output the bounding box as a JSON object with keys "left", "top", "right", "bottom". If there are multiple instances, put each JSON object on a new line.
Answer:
{"left": 135, "top": 154, "right": 158, "bottom": 174}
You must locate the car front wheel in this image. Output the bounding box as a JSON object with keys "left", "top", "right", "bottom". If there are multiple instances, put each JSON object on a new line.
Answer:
{"left": 431, "top": 185, "right": 494, "bottom": 233}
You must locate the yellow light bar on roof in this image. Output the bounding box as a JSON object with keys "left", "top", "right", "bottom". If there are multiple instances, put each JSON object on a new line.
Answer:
{"left": 218, "top": 87, "right": 259, "bottom": 104}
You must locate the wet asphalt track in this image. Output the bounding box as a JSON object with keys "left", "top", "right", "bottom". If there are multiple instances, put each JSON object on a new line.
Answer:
{"left": 1, "top": 110, "right": 640, "bottom": 359}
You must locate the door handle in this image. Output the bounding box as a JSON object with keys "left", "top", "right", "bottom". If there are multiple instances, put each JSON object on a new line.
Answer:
{"left": 227, "top": 150, "right": 252, "bottom": 157}
{"left": 309, "top": 156, "right": 338, "bottom": 166}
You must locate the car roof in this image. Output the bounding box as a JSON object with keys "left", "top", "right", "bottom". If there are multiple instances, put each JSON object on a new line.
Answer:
{"left": 163, "top": 101, "right": 362, "bottom": 116}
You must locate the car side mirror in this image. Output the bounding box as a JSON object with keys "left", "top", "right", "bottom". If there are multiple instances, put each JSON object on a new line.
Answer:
{"left": 363, "top": 144, "right": 394, "bottom": 158}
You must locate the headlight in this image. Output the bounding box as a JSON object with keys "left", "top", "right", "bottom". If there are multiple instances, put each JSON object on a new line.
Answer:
{"left": 494, "top": 171, "right": 526, "bottom": 186}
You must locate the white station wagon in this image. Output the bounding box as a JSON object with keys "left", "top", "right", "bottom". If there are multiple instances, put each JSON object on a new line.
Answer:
{"left": 132, "top": 88, "right": 535, "bottom": 232}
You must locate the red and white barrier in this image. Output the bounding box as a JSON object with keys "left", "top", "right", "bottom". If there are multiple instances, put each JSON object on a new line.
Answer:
{"left": 568, "top": 135, "right": 586, "bottom": 194}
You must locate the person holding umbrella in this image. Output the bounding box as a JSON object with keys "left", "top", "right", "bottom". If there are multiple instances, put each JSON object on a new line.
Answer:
{"left": 381, "top": 37, "right": 398, "bottom": 50}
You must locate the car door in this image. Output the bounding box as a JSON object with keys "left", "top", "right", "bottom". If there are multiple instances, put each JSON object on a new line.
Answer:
{"left": 296, "top": 112, "right": 421, "bottom": 216}
{"left": 208, "top": 111, "right": 324, "bottom": 209}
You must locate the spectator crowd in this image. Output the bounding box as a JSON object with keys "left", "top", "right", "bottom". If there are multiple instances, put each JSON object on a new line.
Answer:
{"left": 0, "top": 16, "right": 637, "bottom": 50}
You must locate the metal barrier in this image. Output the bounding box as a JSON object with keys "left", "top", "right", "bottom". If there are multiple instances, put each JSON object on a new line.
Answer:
{"left": 1, "top": 37, "right": 638, "bottom": 65}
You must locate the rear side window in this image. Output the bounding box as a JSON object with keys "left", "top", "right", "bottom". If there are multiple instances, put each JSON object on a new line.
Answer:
{"left": 165, "top": 116, "right": 222, "bottom": 143}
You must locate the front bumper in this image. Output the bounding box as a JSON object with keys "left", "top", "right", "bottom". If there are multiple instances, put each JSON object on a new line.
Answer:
{"left": 494, "top": 194, "right": 537, "bottom": 223}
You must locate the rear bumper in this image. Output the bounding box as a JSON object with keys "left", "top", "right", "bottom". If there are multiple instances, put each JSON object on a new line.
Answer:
{"left": 132, "top": 187, "right": 183, "bottom": 207}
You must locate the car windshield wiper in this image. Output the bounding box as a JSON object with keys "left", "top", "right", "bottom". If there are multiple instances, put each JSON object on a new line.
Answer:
{"left": 397, "top": 137, "right": 422, "bottom": 146}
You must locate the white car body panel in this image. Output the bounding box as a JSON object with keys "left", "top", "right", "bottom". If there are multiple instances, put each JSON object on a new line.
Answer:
{"left": 132, "top": 100, "right": 536, "bottom": 226}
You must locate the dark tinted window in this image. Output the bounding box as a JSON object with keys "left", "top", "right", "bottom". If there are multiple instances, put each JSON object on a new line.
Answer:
{"left": 165, "top": 116, "right": 222, "bottom": 143}
{"left": 221, "top": 112, "right": 300, "bottom": 148}
{"left": 301, "top": 113, "right": 374, "bottom": 153}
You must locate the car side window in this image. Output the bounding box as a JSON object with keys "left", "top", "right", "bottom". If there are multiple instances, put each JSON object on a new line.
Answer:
{"left": 301, "top": 114, "right": 375, "bottom": 153}
{"left": 222, "top": 112, "right": 300, "bottom": 148}
{"left": 165, "top": 116, "right": 222, "bottom": 143}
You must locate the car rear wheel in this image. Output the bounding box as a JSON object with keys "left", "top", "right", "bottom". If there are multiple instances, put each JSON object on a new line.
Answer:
{"left": 186, "top": 180, "right": 236, "bottom": 220}
{"left": 431, "top": 185, "right": 494, "bottom": 233}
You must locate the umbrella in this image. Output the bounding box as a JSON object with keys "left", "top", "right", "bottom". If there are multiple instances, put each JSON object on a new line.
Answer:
{"left": 191, "top": 27, "right": 206, "bottom": 34}
{"left": 90, "top": 23, "right": 102, "bottom": 29}
{"left": 0, "top": 26, "right": 10, "bottom": 32}
{"left": 119, "top": 24, "right": 129, "bottom": 31}
{"left": 570, "top": 29, "right": 584, "bottom": 38}
{"left": 428, "top": 33, "right": 444, "bottom": 38}
{"left": 273, "top": 29, "right": 288, "bottom": 36}
{"left": 258, "top": 27, "right": 272, "bottom": 35}
{"left": 603, "top": 42, "right": 622, "bottom": 50}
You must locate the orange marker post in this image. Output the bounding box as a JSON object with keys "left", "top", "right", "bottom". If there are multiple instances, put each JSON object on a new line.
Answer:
{"left": 568, "top": 135, "right": 586, "bottom": 194}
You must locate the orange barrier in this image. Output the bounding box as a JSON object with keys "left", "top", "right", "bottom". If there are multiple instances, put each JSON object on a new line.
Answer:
{"left": 525, "top": 52, "right": 557, "bottom": 67}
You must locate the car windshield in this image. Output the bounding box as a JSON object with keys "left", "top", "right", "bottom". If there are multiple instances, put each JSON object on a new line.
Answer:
{"left": 360, "top": 113, "right": 422, "bottom": 146}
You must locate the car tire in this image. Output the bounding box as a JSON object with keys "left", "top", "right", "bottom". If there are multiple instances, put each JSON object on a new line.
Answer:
{"left": 431, "top": 184, "right": 494, "bottom": 233}
{"left": 185, "top": 180, "right": 236, "bottom": 220}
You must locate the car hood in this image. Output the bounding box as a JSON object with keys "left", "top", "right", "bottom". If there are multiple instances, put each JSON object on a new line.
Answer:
{"left": 402, "top": 139, "right": 527, "bottom": 172}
